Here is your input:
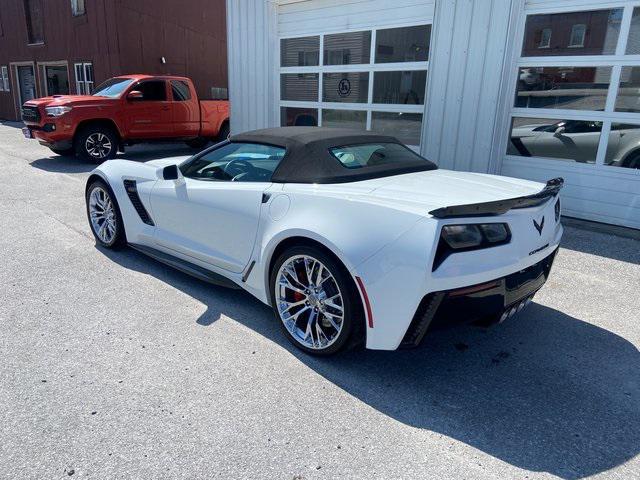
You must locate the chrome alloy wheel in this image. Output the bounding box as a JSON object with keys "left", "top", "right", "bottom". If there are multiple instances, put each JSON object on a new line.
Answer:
{"left": 275, "top": 255, "right": 345, "bottom": 350}
{"left": 85, "top": 133, "right": 112, "bottom": 159}
{"left": 88, "top": 187, "right": 117, "bottom": 244}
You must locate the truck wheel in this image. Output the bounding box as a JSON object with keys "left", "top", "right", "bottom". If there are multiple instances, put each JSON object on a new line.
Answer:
{"left": 75, "top": 126, "right": 118, "bottom": 163}
{"left": 217, "top": 123, "right": 230, "bottom": 142}
{"left": 185, "top": 137, "right": 209, "bottom": 149}
{"left": 49, "top": 147, "right": 75, "bottom": 156}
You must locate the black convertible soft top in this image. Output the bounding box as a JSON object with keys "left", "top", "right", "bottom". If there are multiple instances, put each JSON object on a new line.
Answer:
{"left": 230, "top": 126, "right": 437, "bottom": 184}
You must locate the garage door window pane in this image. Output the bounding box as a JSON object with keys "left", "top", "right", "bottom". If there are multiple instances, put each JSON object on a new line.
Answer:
{"left": 281, "top": 36, "right": 320, "bottom": 67}
{"left": 373, "top": 70, "right": 427, "bottom": 105}
{"left": 515, "top": 66, "right": 611, "bottom": 111}
{"left": 375, "top": 25, "right": 431, "bottom": 63}
{"left": 605, "top": 123, "right": 640, "bottom": 169}
{"left": 281, "top": 107, "right": 318, "bottom": 127}
{"left": 324, "top": 31, "right": 371, "bottom": 65}
{"left": 371, "top": 112, "right": 422, "bottom": 146}
{"left": 323, "top": 72, "right": 369, "bottom": 103}
{"left": 615, "top": 67, "right": 640, "bottom": 112}
{"left": 280, "top": 73, "right": 319, "bottom": 102}
{"left": 507, "top": 117, "right": 601, "bottom": 163}
{"left": 322, "top": 109, "right": 366, "bottom": 129}
{"left": 522, "top": 9, "right": 621, "bottom": 57}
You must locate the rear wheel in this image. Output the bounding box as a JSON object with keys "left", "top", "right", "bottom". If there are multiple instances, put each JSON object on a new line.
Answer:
{"left": 85, "top": 180, "right": 126, "bottom": 249}
{"left": 269, "top": 245, "right": 363, "bottom": 355}
{"left": 75, "top": 125, "right": 118, "bottom": 163}
{"left": 217, "top": 122, "right": 230, "bottom": 142}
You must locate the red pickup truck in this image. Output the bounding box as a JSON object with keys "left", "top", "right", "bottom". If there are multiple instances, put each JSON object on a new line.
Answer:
{"left": 21, "top": 74, "right": 229, "bottom": 162}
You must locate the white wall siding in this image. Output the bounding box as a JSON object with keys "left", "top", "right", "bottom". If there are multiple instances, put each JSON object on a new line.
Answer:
{"left": 226, "top": 0, "right": 278, "bottom": 135}
{"left": 422, "top": 0, "right": 516, "bottom": 173}
{"left": 277, "top": 0, "right": 435, "bottom": 36}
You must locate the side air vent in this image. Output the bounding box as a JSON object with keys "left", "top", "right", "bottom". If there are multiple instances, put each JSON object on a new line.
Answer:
{"left": 123, "top": 180, "right": 154, "bottom": 226}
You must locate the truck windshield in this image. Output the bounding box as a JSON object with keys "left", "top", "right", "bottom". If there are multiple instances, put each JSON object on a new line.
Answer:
{"left": 92, "top": 78, "right": 135, "bottom": 98}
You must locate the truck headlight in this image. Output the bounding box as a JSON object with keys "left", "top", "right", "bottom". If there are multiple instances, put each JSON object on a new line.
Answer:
{"left": 45, "top": 106, "right": 72, "bottom": 117}
{"left": 434, "top": 223, "right": 511, "bottom": 271}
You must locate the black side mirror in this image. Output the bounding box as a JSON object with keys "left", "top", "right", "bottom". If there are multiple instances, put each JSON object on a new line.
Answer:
{"left": 163, "top": 164, "right": 179, "bottom": 180}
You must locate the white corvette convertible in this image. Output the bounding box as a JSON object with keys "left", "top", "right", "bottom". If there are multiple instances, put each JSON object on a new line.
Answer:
{"left": 85, "top": 127, "right": 563, "bottom": 355}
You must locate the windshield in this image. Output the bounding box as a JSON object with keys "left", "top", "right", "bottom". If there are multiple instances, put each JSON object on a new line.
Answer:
{"left": 92, "top": 78, "right": 135, "bottom": 98}
{"left": 329, "top": 142, "right": 436, "bottom": 170}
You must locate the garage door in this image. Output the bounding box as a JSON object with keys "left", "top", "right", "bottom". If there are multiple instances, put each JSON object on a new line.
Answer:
{"left": 277, "top": 0, "right": 435, "bottom": 149}
{"left": 500, "top": 0, "right": 640, "bottom": 229}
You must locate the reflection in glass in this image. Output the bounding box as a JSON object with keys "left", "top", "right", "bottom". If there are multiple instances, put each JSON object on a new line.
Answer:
{"left": 323, "top": 31, "right": 371, "bottom": 65}
{"left": 515, "top": 66, "right": 611, "bottom": 111}
{"left": 281, "top": 107, "right": 318, "bottom": 127}
{"left": 375, "top": 25, "right": 431, "bottom": 63}
{"left": 322, "top": 109, "right": 366, "bottom": 130}
{"left": 371, "top": 112, "right": 423, "bottom": 146}
{"left": 605, "top": 123, "right": 640, "bottom": 169}
{"left": 322, "top": 72, "right": 369, "bottom": 103}
{"left": 280, "top": 73, "right": 319, "bottom": 102}
{"left": 615, "top": 67, "right": 640, "bottom": 112}
{"left": 627, "top": 8, "right": 640, "bottom": 54}
{"left": 373, "top": 70, "right": 427, "bottom": 105}
{"left": 507, "top": 117, "right": 601, "bottom": 163}
{"left": 522, "top": 9, "right": 621, "bottom": 57}
{"left": 280, "top": 36, "right": 320, "bottom": 67}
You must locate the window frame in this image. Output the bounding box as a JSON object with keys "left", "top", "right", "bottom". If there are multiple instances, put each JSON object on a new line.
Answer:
{"left": 538, "top": 28, "right": 552, "bottom": 49}
{"left": 499, "top": 2, "right": 640, "bottom": 174}
{"left": 0, "top": 66, "right": 9, "bottom": 92}
{"left": 568, "top": 23, "right": 587, "bottom": 48}
{"left": 70, "top": 0, "right": 85, "bottom": 17}
{"left": 74, "top": 62, "right": 93, "bottom": 94}
{"left": 278, "top": 22, "right": 432, "bottom": 149}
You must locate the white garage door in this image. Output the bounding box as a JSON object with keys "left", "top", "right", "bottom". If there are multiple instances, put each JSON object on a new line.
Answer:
{"left": 277, "top": 0, "right": 435, "bottom": 149}
{"left": 500, "top": 0, "right": 640, "bottom": 229}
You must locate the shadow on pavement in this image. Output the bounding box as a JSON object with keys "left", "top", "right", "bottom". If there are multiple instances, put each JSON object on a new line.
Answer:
{"left": 560, "top": 225, "right": 640, "bottom": 265}
{"left": 29, "top": 144, "right": 195, "bottom": 174}
{"left": 98, "top": 245, "right": 640, "bottom": 480}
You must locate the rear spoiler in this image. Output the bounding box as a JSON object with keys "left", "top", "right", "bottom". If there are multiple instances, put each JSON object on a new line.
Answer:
{"left": 429, "top": 177, "right": 564, "bottom": 219}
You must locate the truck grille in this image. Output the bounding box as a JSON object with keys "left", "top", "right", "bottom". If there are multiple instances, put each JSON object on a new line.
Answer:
{"left": 21, "top": 105, "right": 41, "bottom": 123}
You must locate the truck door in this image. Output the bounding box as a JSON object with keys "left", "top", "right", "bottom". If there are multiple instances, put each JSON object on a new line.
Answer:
{"left": 124, "top": 79, "right": 173, "bottom": 138}
{"left": 170, "top": 80, "right": 200, "bottom": 138}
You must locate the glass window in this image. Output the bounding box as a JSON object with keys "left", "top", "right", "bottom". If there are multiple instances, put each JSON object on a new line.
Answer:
{"left": 323, "top": 31, "right": 371, "bottom": 65}
{"left": 539, "top": 28, "right": 552, "bottom": 48}
{"left": 280, "top": 107, "right": 318, "bottom": 127}
{"left": 375, "top": 25, "right": 431, "bottom": 63}
{"left": 569, "top": 24, "right": 587, "bottom": 48}
{"left": 135, "top": 80, "right": 167, "bottom": 101}
{"left": 180, "top": 143, "right": 286, "bottom": 182}
{"left": 506, "top": 117, "right": 601, "bottom": 163}
{"left": 626, "top": 8, "right": 640, "bottom": 54}
{"left": 171, "top": 80, "right": 191, "bottom": 101}
{"left": 24, "top": 0, "right": 44, "bottom": 44}
{"left": 322, "top": 72, "right": 369, "bottom": 103}
{"left": 44, "top": 65, "right": 69, "bottom": 95}
{"left": 371, "top": 112, "right": 423, "bottom": 146}
{"left": 515, "top": 66, "right": 611, "bottom": 111}
{"left": 522, "top": 9, "right": 622, "bottom": 56}
{"left": 71, "top": 0, "right": 85, "bottom": 16}
{"left": 605, "top": 123, "right": 640, "bottom": 169}
{"left": 280, "top": 73, "right": 318, "bottom": 102}
{"left": 329, "top": 142, "right": 433, "bottom": 169}
{"left": 615, "top": 66, "right": 640, "bottom": 112}
{"left": 1, "top": 66, "right": 9, "bottom": 92}
{"left": 75, "top": 62, "right": 93, "bottom": 94}
{"left": 281, "top": 36, "right": 319, "bottom": 67}
{"left": 373, "top": 70, "right": 427, "bottom": 105}
{"left": 322, "top": 109, "right": 366, "bottom": 129}
{"left": 92, "top": 77, "right": 133, "bottom": 98}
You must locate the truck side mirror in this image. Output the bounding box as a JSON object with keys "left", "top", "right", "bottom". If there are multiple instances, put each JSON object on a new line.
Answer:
{"left": 127, "top": 90, "right": 143, "bottom": 101}
{"left": 163, "top": 164, "right": 179, "bottom": 180}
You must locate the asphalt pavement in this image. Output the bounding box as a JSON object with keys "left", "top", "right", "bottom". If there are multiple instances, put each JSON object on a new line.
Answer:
{"left": 0, "top": 121, "right": 638, "bottom": 479}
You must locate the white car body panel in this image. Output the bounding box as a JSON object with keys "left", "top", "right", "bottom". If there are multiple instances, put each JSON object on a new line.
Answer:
{"left": 89, "top": 154, "right": 562, "bottom": 351}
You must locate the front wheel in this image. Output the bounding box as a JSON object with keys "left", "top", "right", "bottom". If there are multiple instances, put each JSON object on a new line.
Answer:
{"left": 269, "top": 245, "right": 363, "bottom": 355}
{"left": 75, "top": 126, "right": 118, "bottom": 163}
{"left": 85, "top": 180, "right": 126, "bottom": 249}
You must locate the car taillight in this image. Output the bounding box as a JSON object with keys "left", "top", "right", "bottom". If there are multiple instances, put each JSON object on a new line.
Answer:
{"left": 434, "top": 223, "right": 511, "bottom": 271}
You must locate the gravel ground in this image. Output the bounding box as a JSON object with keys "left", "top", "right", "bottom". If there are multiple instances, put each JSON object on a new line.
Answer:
{"left": 0, "top": 121, "right": 638, "bottom": 480}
